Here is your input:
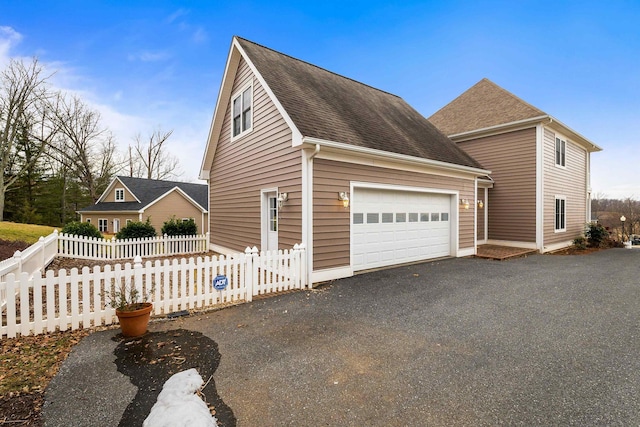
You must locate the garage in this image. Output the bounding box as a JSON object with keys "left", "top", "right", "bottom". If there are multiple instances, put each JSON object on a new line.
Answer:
{"left": 351, "top": 187, "right": 452, "bottom": 270}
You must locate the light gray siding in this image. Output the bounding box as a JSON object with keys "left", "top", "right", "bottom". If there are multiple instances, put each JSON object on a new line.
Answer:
{"left": 457, "top": 128, "right": 537, "bottom": 243}
{"left": 313, "top": 159, "right": 476, "bottom": 270}
{"left": 209, "top": 58, "right": 302, "bottom": 252}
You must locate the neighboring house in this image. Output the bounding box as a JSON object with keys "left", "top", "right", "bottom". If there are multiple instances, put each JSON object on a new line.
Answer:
{"left": 200, "top": 37, "right": 491, "bottom": 283}
{"left": 79, "top": 176, "right": 209, "bottom": 235}
{"left": 429, "top": 78, "right": 602, "bottom": 253}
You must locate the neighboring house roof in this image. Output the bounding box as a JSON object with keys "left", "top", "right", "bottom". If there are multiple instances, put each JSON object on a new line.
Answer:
{"left": 429, "top": 78, "right": 602, "bottom": 152}
{"left": 201, "top": 37, "right": 488, "bottom": 177}
{"left": 79, "top": 176, "right": 208, "bottom": 213}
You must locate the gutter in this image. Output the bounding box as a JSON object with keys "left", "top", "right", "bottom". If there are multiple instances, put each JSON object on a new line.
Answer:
{"left": 302, "top": 137, "right": 491, "bottom": 176}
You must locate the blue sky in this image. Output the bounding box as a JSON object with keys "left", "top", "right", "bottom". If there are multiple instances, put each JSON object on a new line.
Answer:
{"left": 1, "top": 1, "right": 639, "bottom": 198}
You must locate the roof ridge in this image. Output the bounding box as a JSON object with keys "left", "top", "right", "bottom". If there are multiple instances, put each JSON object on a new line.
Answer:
{"left": 479, "top": 78, "right": 546, "bottom": 115}
{"left": 235, "top": 36, "right": 401, "bottom": 99}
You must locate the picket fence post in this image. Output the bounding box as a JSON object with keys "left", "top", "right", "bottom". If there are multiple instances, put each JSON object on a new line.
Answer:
{"left": 244, "top": 247, "right": 253, "bottom": 302}
{"left": 13, "top": 250, "right": 22, "bottom": 276}
{"left": 134, "top": 255, "right": 143, "bottom": 300}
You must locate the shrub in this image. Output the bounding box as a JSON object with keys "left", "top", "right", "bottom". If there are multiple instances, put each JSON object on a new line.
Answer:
{"left": 61, "top": 221, "right": 103, "bottom": 239}
{"left": 161, "top": 217, "right": 198, "bottom": 236}
{"left": 116, "top": 218, "right": 157, "bottom": 239}
{"left": 572, "top": 236, "right": 587, "bottom": 250}
{"left": 585, "top": 222, "right": 610, "bottom": 248}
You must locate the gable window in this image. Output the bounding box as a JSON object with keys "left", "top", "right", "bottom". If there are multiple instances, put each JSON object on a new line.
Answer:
{"left": 232, "top": 85, "right": 252, "bottom": 138}
{"left": 115, "top": 188, "right": 124, "bottom": 202}
{"left": 555, "top": 196, "right": 566, "bottom": 232}
{"left": 555, "top": 137, "right": 566, "bottom": 167}
{"left": 98, "top": 218, "right": 108, "bottom": 233}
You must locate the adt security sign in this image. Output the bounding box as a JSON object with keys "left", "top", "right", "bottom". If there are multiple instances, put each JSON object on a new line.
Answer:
{"left": 213, "top": 274, "right": 228, "bottom": 291}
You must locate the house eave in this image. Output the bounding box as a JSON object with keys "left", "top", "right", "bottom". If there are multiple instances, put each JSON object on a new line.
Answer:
{"left": 302, "top": 137, "right": 491, "bottom": 177}
{"left": 449, "top": 114, "right": 602, "bottom": 153}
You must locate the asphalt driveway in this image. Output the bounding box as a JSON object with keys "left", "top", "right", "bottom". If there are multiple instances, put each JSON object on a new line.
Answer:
{"left": 44, "top": 249, "right": 640, "bottom": 426}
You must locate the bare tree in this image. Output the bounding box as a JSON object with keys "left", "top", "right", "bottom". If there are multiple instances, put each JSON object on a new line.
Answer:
{"left": 49, "top": 94, "right": 120, "bottom": 202}
{"left": 0, "top": 58, "right": 57, "bottom": 220}
{"left": 129, "top": 128, "right": 180, "bottom": 180}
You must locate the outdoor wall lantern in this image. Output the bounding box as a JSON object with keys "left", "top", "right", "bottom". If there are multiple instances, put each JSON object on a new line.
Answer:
{"left": 477, "top": 200, "right": 484, "bottom": 209}
{"left": 460, "top": 199, "right": 470, "bottom": 210}
{"left": 338, "top": 192, "right": 350, "bottom": 208}
{"left": 277, "top": 192, "right": 288, "bottom": 209}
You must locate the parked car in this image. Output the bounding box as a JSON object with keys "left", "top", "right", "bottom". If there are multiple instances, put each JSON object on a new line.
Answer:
{"left": 632, "top": 236, "right": 640, "bottom": 246}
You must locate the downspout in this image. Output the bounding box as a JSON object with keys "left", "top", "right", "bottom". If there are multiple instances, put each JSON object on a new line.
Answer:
{"left": 305, "top": 143, "right": 320, "bottom": 287}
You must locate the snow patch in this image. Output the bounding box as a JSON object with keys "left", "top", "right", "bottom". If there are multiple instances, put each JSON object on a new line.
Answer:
{"left": 143, "top": 368, "right": 218, "bottom": 427}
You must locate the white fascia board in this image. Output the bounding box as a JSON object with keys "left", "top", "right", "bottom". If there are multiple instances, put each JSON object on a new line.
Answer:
{"left": 234, "top": 40, "right": 304, "bottom": 147}
{"left": 448, "top": 115, "right": 549, "bottom": 142}
{"left": 200, "top": 38, "right": 304, "bottom": 179}
{"left": 200, "top": 39, "right": 242, "bottom": 179}
{"left": 95, "top": 177, "right": 141, "bottom": 204}
{"left": 142, "top": 187, "right": 207, "bottom": 213}
{"left": 80, "top": 210, "right": 139, "bottom": 215}
{"left": 544, "top": 116, "right": 602, "bottom": 152}
{"left": 95, "top": 177, "right": 117, "bottom": 203}
{"left": 302, "top": 137, "right": 491, "bottom": 177}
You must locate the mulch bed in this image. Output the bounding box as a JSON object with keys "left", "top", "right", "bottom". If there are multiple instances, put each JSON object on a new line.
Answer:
{"left": 0, "top": 239, "right": 31, "bottom": 262}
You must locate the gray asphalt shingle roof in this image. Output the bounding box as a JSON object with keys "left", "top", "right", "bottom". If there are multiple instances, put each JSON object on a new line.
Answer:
{"left": 79, "top": 176, "right": 208, "bottom": 213}
{"left": 237, "top": 37, "right": 485, "bottom": 170}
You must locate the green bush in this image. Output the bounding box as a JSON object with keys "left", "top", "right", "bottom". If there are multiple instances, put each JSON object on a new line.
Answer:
{"left": 585, "top": 222, "right": 609, "bottom": 248}
{"left": 572, "top": 236, "right": 587, "bottom": 250}
{"left": 61, "top": 221, "right": 103, "bottom": 239}
{"left": 161, "top": 217, "right": 197, "bottom": 236}
{"left": 115, "top": 218, "right": 157, "bottom": 239}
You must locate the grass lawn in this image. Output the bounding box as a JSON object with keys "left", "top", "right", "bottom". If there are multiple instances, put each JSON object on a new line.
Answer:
{"left": 0, "top": 221, "right": 56, "bottom": 244}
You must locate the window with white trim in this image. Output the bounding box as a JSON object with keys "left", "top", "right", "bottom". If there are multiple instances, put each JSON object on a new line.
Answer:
{"left": 232, "top": 85, "right": 252, "bottom": 138}
{"left": 126, "top": 219, "right": 132, "bottom": 226}
{"left": 99, "top": 218, "right": 108, "bottom": 232}
{"left": 115, "top": 188, "right": 124, "bottom": 202}
{"left": 555, "top": 137, "right": 566, "bottom": 167}
{"left": 555, "top": 196, "right": 566, "bottom": 232}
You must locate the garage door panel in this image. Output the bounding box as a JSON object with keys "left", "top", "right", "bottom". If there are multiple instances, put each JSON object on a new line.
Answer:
{"left": 352, "top": 188, "right": 452, "bottom": 271}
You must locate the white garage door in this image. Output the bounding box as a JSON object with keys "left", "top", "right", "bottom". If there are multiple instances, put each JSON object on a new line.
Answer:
{"left": 352, "top": 188, "right": 452, "bottom": 271}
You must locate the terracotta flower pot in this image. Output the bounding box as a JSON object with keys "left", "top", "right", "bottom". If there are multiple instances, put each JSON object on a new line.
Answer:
{"left": 116, "top": 302, "right": 153, "bottom": 337}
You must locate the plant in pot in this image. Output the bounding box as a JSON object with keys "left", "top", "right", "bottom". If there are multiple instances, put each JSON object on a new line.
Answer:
{"left": 104, "top": 281, "right": 154, "bottom": 337}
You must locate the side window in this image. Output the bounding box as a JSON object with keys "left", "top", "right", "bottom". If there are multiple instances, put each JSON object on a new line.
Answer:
{"left": 555, "top": 137, "right": 566, "bottom": 167}
{"left": 232, "top": 85, "right": 253, "bottom": 138}
{"left": 555, "top": 197, "right": 566, "bottom": 231}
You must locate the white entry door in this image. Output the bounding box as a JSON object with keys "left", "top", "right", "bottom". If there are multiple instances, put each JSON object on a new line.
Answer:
{"left": 352, "top": 188, "right": 452, "bottom": 271}
{"left": 113, "top": 219, "right": 120, "bottom": 233}
{"left": 262, "top": 191, "right": 278, "bottom": 251}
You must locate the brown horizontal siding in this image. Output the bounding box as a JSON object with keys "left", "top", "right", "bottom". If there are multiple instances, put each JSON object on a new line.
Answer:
{"left": 458, "top": 128, "right": 537, "bottom": 242}
{"left": 209, "top": 58, "right": 302, "bottom": 252}
{"left": 144, "top": 191, "right": 206, "bottom": 234}
{"left": 103, "top": 183, "right": 135, "bottom": 203}
{"left": 543, "top": 128, "right": 587, "bottom": 246}
{"left": 313, "top": 159, "right": 476, "bottom": 270}
{"left": 81, "top": 214, "right": 140, "bottom": 234}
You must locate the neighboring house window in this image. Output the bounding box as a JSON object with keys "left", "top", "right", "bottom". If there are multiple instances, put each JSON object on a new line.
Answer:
{"left": 115, "top": 188, "right": 124, "bottom": 202}
{"left": 182, "top": 218, "right": 193, "bottom": 222}
{"left": 555, "top": 137, "right": 566, "bottom": 167}
{"left": 232, "top": 85, "right": 252, "bottom": 138}
{"left": 555, "top": 197, "right": 566, "bottom": 232}
{"left": 99, "top": 218, "right": 108, "bottom": 232}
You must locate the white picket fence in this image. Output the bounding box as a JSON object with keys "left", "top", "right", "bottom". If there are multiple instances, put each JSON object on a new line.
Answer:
{"left": 1, "top": 244, "right": 307, "bottom": 338}
{"left": 56, "top": 231, "right": 210, "bottom": 260}
{"left": 0, "top": 231, "right": 211, "bottom": 312}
